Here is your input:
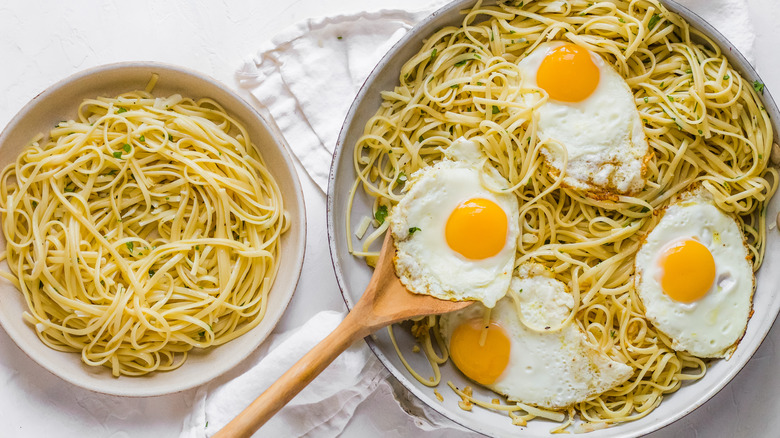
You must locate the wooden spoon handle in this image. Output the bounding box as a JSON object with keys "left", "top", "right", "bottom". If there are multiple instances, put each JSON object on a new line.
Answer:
{"left": 213, "top": 312, "right": 370, "bottom": 438}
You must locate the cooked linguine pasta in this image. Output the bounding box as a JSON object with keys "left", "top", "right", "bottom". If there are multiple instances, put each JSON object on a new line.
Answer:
{"left": 348, "top": 0, "right": 776, "bottom": 429}
{"left": 0, "top": 84, "right": 288, "bottom": 376}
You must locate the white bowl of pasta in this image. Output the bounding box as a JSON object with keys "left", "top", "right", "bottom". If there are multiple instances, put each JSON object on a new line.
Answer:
{"left": 0, "top": 62, "right": 306, "bottom": 396}
{"left": 328, "top": 0, "right": 780, "bottom": 436}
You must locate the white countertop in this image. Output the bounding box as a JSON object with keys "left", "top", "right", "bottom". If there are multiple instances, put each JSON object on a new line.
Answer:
{"left": 0, "top": 1, "right": 779, "bottom": 437}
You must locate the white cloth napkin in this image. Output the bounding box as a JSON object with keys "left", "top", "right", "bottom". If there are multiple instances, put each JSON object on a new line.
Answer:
{"left": 237, "top": 0, "right": 754, "bottom": 192}
{"left": 180, "top": 311, "right": 390, "bottom": 437}
{"left": 184, "top": 1, "right": 757, "bottom": 437}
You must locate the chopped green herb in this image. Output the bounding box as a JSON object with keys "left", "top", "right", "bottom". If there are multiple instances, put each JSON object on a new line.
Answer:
{"left": 753, "top": 80, "right": 765, "bottom": 94}
{"left": 619, "top": 17, "right": 625, "bottom": 23}
{"left": 32, "top": 201, "right": 38, "bottom": 208}
{"left": 668, "top": 96, "right": 674, "bottom": 102}
{"left": 123, "top": 143, "right": 132, "bottom": 153}
{"left": 644, "top": 96, "right": 649, "bottom": 103}
{"left": 113, "top": 151, "right": 122, "bottom": 159}
{"left": 759, "top": 154, "right": 764, "bottom": 159}
{"left": 408, "top": 227, "right": 421, "bottom": 235}
{"left": 450, "top": 84, "right": 459, "bottom": 89}
{"left": 698, "top": 129, "right": 703, "bottom": 134}
{"left": 199, "top": 331, "right": 205, "bottom": 337}
{"left": 126, "top": 242, "right": 134, "bottom": 253}
{"left": 64, "top": 186, "right": 74, "bottom": 193}
{"left": 454, "top": 60, "right": 468, "bottom": 67}
{"left": 648, "top": 14, "right": 661, "bottom": 30}
{"left": 490, "top": 31, "right": 494, "bottom": 41}
{"left": 419, "top": 135, "right": 424, "bottom": 143}
{"left": 477, "top": 81, "right": 484, "bottom": 86}
{"left": 610, "top": 330, "right": 616, "bottom": 338}
{"left": 139, "top": 135, "right": 145, "bottom": 142}
{"left": 723, "top": 74, "right": 730, "bottom": 80}
{"left": 685, "top": 69, "right": 692, "bottom": 74}
{"left": 168, "top": 134, "right": 174, "bottom": 141}
{"left": 660, "top": 81, "right": 664, "bottom": 88}
{"left": 149, "top": 270, "right": 155, "bottom": 278}
{"left": 492, "top": 105, "right": 500, "bottom": 114}
{"left": 510, "top": 30, "right": 516, "bottom": 34}
{"left": 430, "top": 48, "right": 437, "bottom": 61}
{"left": 396, "top": 172, "right": 407, "bottom": 183}
{"left": 375, "top": 205, "right": 389, "bottom": 225}
{"left": 337, "top": 36, "right": 343, "bottom": 40}
{"left": 473, "top": 54, "right": 481, "bottom": 59}
{"left": 116, "top": 107, "right": 128, "bottom": 114}
{"left": 641, "top": 206, "right": 650, "bottom": 213}
{"left": 579, "top": 12, "right": 586, "bottom": 16}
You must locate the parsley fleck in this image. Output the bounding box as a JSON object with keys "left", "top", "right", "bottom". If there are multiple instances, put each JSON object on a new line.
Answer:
{"left": 397, "top": 172, "right": 407, "bottom": 184}
{"left": 375, "top": 205, "right": 389, "bottom": 225}
{"left": 408, "top": 227, "right": 421, "bottom": 235}
{"left": 113, "top": 151, "right": 122, "bottom": 159}
{"left": 619, "top": 17, "right": 625, "bottom": 23}
{"left": 149, "top": 270, "right": 155, "bottom": 278}
{"left": 641, "top": 206, "right": 650, "bottom": 213}
{"left": 668, "top": 96, "right": 674, "bottom": 102}
{"left": 698, "top": 129, "right": 703, "bottom": 134}
{"left": 610, "top": 330, "right": 616, "bottom": 338}
{"left": 337, "top": 36, "right": 343, "bottom": 40}
{"left": 64, "top": 186, "right": 74, "bottom": 193}
{"left": 759, "top": 154, "right": 764, "bottom": 159}
{"left": 116, "top": 107, "right": 128, "bottom": 114}
{"left": 450, "top": 84, "right": 459, "bottom": 89}
{"left": 753, "top": 80, "right": 765, "bottom": 94}
{"left": 126, "top": 242, "right": 134, "bottom": 253}
{"left": 685, "top": 69, "right": 692, "bottom": 74}
{"left": 477, "top": 82, "right": 484, "bottom": 86}
{"left": 644, "top": 96, "right": 649, "bottom": 103}
{"left": 430, "top": 48, "right": 437, "bottom": 62}
{"left": 723, "top": 74, "right": 730, "bottom": 80}
{"left": 419, "top": 135, "right": 424, "bottom": 143}
{"left": 492, "top": 105, "right": 500, "bottom": 114}
{"left": 473, "top": 54, "right": 481, "bottom": 59}
{"left": 648, "top": 14, "right": 661, "bottom": 30}
{"left": 123, "top": 143, "right": 132, "bottom": 153}
{"left": 32, "top": 201, "right": 38, "bottom": 208}
{"left": 454, "top": 60, "right": 468, "bottom": 67}
{"left": 168, "top": 134, "right": 174, "bottom": 141}
{"left": 195, "top": 245, "right": 200, "bottom": 250}
{"left": 510, "top": 30, "right": 516, "bottom": 34}
{"left": 490, "top": 31, "right": 494, "bottom": 42}
{"left": 139, "top": 135, "right": 145, "bottom": 142}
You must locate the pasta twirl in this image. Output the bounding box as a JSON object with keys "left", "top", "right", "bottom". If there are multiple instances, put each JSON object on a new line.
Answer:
{"left": 0, "top": 88, "right": 288, "bottom": 377}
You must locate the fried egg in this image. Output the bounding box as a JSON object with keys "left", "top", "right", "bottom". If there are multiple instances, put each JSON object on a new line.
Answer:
{"left": 440, "top": 264, "right": 633, "bottom": 409}
{"left": 516, "top": 41, "right": 649, "bottom": 195}
{"left": 389, "top": 138, "right": 519, "bottom": 308}
{"left": 634, "top": 189, "right": 754, "bottom": 358}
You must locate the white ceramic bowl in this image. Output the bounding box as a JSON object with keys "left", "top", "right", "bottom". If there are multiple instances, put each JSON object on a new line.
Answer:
{"left": 0, "top": 62, "right": 306, "bottom": 397}
{"left": 328, "top": 1, "right": 780, "bottom": 436}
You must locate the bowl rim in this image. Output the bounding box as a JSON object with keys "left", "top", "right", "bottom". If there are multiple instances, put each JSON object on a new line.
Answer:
{"left": 0, "top": 61, "right": 307, "bottom": 397}
{"left": 326, "top": 0, "right": 780, "bottom": 436}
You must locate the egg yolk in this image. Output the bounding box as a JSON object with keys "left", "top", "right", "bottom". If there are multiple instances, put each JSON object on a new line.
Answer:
{"left": 536, "top": 43, "right": 600, "bottom": 103}
{"left": 659, "top": 238, "right": 716, "bottom": 303}
{"left": 445, "top": 198, "right": 508, "bottom": 260}
{"left": 449, "top": 319, "right": 511, "bottom": 385}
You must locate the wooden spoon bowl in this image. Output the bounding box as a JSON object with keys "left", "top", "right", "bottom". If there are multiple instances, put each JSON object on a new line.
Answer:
{"left": 214, "top": 231, "right": 472, "bottom": 438}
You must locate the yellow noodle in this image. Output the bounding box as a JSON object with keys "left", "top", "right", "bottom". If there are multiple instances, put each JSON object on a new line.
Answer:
{"left": 0, "top": 90, "right": 288, "bottom": 377}
{"left": 348, "top": 0, "right": 776, "bottom": 429}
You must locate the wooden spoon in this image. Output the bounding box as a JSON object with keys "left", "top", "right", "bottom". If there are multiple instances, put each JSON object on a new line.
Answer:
{"left": 213, "top": 231, "right": 472, "bottom": 438}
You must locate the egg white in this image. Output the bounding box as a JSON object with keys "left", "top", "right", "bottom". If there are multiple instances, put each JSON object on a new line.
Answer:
{"left": 516, "top": 41, "right": 649, "bottom": 195}
{"left": 634, "top": 190, "right": 754, "bottom": 358}
{"left": 389, "top": 139, "right": 519, "bottom": 308}
{"left": 440, "top": 263, "right": 633, "bottom": 409}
